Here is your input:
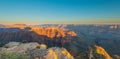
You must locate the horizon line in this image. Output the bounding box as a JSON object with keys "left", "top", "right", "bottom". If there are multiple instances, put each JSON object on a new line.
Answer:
{"left": 0, "top": 23, "right": 120, "bottom": 25}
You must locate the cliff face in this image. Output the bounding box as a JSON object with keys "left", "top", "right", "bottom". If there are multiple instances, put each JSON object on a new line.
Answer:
{"left": 45, "top": 47, "right": 74, "bottom": 59}
{"left": 94, "top": 46, "right": 112, "bottom": 59}
{"left": 0, "top": 25, "right": 77, "bottom": 47}
{"left": 75, "top": 45, "right": 112, "bottom": 59}
{"left": 89, "top": 45, "right": 112, "bottom": 59}
{"left": 2, "top": 25, "right": 77, "bottom": 38}
{"left": 30, "top": 26, "right": 77, "bottom": 38}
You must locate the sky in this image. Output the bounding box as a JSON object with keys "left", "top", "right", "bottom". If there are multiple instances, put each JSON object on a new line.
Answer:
{"left": 0, "top": 0, "right": 120, "bottom": 24}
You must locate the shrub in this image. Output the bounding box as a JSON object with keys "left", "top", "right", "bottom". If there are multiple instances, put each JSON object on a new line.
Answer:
{"left": 0, "top": 52, "right": 28, "bottom": 59}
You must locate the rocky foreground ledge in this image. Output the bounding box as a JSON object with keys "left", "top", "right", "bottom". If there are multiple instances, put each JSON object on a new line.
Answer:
{"left": 0, "top": 42, "right": 74, "bottom": 59}
{"left": 0, "top": 42, "right": 115, "bottom": 59}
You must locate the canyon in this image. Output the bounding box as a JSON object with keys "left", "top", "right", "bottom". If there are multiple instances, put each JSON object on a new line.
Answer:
{"left": 0, "top": 24, "right": 120, "bottom": 59}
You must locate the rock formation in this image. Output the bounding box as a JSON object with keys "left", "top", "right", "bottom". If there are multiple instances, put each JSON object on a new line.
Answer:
{"left": 30, "top": 26, "right": 77, "bottom": 38}
{"left": 94, "top": 45, "right": 112, "bottom": 59}
{"left": 27, "top": 47, "right": 74, "bottom": 59}
{"left": 1, "top": 42, "right": 74, "bottom": 59}
{"left": 89, "top": 45, "right": 112, "bottom": 59}
{"left": 109, "top": 25, "right": 119, "bottom": 29}
{"left": 0, "top": 25, "right": 77, "bottom": 47}
{"left": 67, "top": 31, "right": 77, "bottom": 36}
{"left": 2, "top": 42, "right": 40, "bottom": 53}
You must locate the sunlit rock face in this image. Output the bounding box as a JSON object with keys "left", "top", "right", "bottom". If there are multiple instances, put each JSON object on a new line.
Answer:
{"left": 30, "top": 26, "right": 77, "bottom": 38}
{"left": 39, "top": 44, "right": 47, "bottom": 50}
{"left": 7, "top": 25, "right": 77, "bottom": 38}
{"left": 46, "top": 47, "right": 74, "bottom": 59}
{"left": 28, "top": 47, "right": 74, "bottom": 59}
{"left": 0, "top": 25, "right": 77, "bottom": 47}
{"left": 67, "top": 31, "right": 77, "bottom": 36}
{"left": 90, "top": 45, "right": 112, "bottom": 59}
{"left": 95, "top": 46, "right": 112, "bottom": 59}
{"left": 75, "top": 45, "right": 113, "bottom": 59}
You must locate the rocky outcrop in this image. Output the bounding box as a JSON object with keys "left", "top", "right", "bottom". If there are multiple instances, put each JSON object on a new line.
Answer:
{"left": 47, "top": 47, "right": 74, "bottom": 59}
{"left": 2, "top": 42, "right": 40, "bottom": 53}
{"left": 88, "top": 45, "right": 112, "bottom": 59}
{"left": 67, "top": 31, "right": 77, "bottom": 36}
{"left": 94, "top": 45, "right": 112, "bottom": 59}
{"left": 27, "top": 47, "right": 74, "bottom": 59}
{"left": 75, "top": 45, "right": 112, "bottom": 59}
{"left": 0, "top": 42, "right": 74, "bottom": 59}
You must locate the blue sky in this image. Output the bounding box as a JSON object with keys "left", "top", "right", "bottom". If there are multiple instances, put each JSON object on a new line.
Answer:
{"left": 0, "top": 0, "right": 120, "bottom": 24}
